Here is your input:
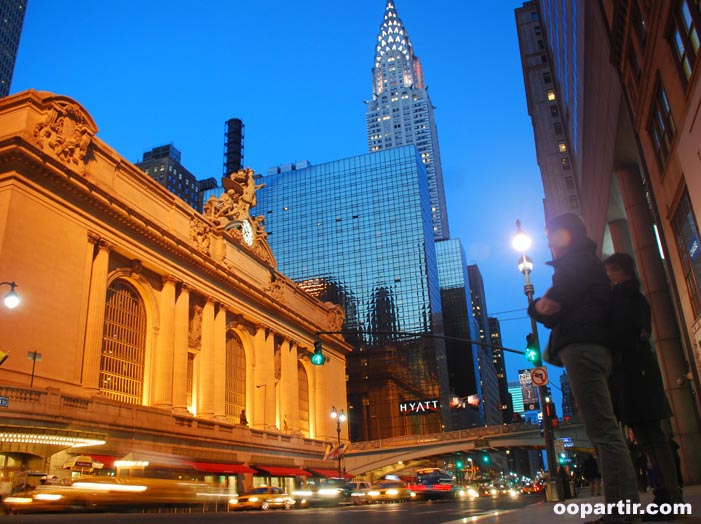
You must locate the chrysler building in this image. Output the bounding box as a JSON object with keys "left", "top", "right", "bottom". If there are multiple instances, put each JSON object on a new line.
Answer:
{"left": 366, "top": 0, "right": 450, "bottom": 240}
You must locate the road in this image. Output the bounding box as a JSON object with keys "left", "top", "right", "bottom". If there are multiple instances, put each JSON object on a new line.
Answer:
{"left": 2, "top": 494, "right": 542, "bottom": 524}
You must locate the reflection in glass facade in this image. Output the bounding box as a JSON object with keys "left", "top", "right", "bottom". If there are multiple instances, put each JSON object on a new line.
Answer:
{"left": 467, "top": 265, "right": 502, "bottom": 426}
{"left": 253, "top": 146, "right": 450, "bottom": 440}
{"left": 435, "top": 239, "right": 483, "bottom": 428}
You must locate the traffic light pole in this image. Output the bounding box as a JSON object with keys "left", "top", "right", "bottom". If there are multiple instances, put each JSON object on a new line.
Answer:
{"left": 523, "top": 280, "right": 563, "bottom": 502}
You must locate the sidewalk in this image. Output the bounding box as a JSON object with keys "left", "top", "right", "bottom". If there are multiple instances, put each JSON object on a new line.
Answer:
{"left": 470, "top": 485, "right": 701, "bottom": 524}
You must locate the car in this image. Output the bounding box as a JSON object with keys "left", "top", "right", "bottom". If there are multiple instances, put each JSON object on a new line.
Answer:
{"left": 292, "top": 478, "right": 370, "bottom": 507}
{"left": 228, "top": 486, "right": 295, "bottom": 511}
{"left": 354, "top": 480, "right": 417, "bottom": 504}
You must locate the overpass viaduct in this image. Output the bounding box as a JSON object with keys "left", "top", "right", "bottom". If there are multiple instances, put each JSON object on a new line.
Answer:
{"left": 344, "top": 422, "right": 590, "bottom": 476}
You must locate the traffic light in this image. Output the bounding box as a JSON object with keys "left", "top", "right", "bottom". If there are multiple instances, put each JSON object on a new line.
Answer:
{"left": 544, "top": 400, "right": 557, "bottom": 419}
{"left": 525, "top": 333, "right": 541, "bottom": 365}
{"left": 481, "top": 453, "right": 490, "bottom": 464}
{"left": 559, "top": 452, "right": 567, "bottom": 464}
{"left": 456, "top": 460, "right": 463, "bottom": 470}
{"left": 311, "top": 340, "right": 325, "bottom": 366}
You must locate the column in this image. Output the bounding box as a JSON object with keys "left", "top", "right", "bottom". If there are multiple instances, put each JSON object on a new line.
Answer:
{"left": 608, "top": 218, "right": 635, "bottom": 256}
{"left": 213, "top": 302, "right": 227, "bottom": 419}
{"left": 197, "top": 298, "right": 216, "bottom": 418}
{"left": 172, "top": 283, "right": 190, "bottom": 413}
{"left": 152, "top": 276, "right": 176, "bottom": 408}
{"left": 616, "top": 166, "right": 701, "bottom": 482}
{"left": 81, "top": 234, "right": 111, "bottom": 394}
{"left": 279, "top": 339, "right": 299, "bottom": 433}
{"left": 252, "top": 325, "right": 274, "bottom": 429}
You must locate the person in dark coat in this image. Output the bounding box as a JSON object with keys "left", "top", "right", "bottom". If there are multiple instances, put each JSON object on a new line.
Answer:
{"left": 604, "top": 252, "right": 683, "bottom": 506}
{"left": 529, "top": 213, "right": 640, "bottom": 522}
{"left": 582, "top": 454, "right": 601, "bottom": 496}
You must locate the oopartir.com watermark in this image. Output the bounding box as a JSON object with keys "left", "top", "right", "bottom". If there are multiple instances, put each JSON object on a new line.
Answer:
{"left": 553, "top": 500, "right": 692, "bottom": 519}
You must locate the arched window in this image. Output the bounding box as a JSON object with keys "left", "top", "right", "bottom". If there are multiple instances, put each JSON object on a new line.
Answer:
{"left": 225, "top": 332, "right": 246, "bottom": 420}
{"left": 298, "top": 363, "right": 310, "bottom": 435}
{"left": 99, "top": 280, "right": 146, "bottom": 404}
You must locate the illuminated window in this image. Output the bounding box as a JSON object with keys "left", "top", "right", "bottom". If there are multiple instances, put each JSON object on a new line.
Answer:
{"left": 671, "top": 0, "right": 701, "bottom": 84}
{"left": 672, "top": 189, "right": 701, "bottom": 317}
{"left": 225, "top": 332, "right": 246, "bottom": 421}
{"left": 547, "top": 90, "right": 556, "bottom": 101}
{"left": 99, "top": 280, "right": 146, "bottom": 404}
{"left": 298, "top": 363, "right": 310, "bottom": 436}
{"left": 648, "top": 82, "right": 676, "bottom": 168}
{"left": 558, "top": 141, "right": 567, "bottom": 152}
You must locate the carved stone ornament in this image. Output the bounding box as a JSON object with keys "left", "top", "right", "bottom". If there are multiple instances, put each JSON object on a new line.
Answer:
{"left": 189, "top": 218, "right": 211, "bottom": 255}
{"left": 202, "top": 168, "right": 265, "bottom": 238}
{"left": 266, "top": 278, "right": 285, "bottom": 301}
{"left": 33, "top": 98, "right": 95, "bottom": 172}
{"left": 326, "top": 303, "right": 345, "bottom": 332}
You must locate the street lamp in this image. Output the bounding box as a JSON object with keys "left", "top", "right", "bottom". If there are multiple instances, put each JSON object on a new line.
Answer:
{"left": 0, "top": 282, "right": 20, "bottom": 309}
{"left": 330, "top": 406, "right": 346, "bottom": 477}
{"left": 256, "top": 384, "right": 267, "bottom": 429}
{"left": 512, "top": 220, "right": 562, "bottom": 501}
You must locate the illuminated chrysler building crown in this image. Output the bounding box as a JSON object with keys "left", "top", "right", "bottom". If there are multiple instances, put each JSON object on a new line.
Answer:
{"left": 372, "top": 0, "right": 424, "bottom": 98}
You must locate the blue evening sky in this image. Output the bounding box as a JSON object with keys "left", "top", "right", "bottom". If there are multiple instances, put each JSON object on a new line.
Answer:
{"left": 11, "top": 1, "right": 565, "bottom": 411}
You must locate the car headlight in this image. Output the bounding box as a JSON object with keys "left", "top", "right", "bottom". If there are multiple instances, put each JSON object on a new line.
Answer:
{"left": 319, "top": 488, "right": 340, "bottom": 496}
{"left": 468, "top": 488, "right": 479, "bottom": 498}
{"left": 386, "top": 489, "right": 399, "bottom": 496}
{"left": 409, "top": 492, "right": 416, "bottom": 497}
{"left": 249, "top": 496, "right": 259, "bottom": 502}
{"left": 292, "top": 490, "right": 313, "bottom": 497}
{"left": 229, "top": 498, "right": 239, "bottom": 504}
{"left": 33, "top": 493, "right": 63, "bottom": 501}
{"left": 368, "top": 490, "right": 380, "bottom": 497}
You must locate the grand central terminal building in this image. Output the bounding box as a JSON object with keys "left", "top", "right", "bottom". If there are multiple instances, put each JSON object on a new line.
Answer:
{"left": 0, "top": 90, "right": 351, "bottom": 491}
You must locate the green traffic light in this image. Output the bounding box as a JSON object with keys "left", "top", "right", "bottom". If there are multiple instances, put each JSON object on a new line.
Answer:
{"left": 456, "top": 460, "right": 463, "bottom": 469}
{"left": 525, "top": 333, "right": 541, "bottom": 364}
{"left": 311, "top": 340, "right": 325, "bottom": 366}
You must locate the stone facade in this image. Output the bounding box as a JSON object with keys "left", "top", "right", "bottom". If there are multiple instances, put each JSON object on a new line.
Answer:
{"left": 0, "top": 90, "right": 350, "bottom": 482}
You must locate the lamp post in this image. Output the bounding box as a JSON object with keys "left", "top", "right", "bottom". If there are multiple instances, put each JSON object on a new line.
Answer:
{"left": 256, "top": 384, "right": 267, "bottom": 429}
{"left": 512, "top": 220, "right": 562, "bottom": 501}
{"left": 0, "top": 281, "right": 20, "bottom": 309}
{"left": 330, "top": 406, "right": 346, "bottom": 478}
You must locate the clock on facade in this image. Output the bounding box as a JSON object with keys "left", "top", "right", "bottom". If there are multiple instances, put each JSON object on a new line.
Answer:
{"left": 241, "top": 219, "right": 254, "bottom": 246}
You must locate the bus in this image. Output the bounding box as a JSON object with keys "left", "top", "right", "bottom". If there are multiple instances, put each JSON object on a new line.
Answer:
{"left": 409, "top": 468, "right": 456, "bottom": 500}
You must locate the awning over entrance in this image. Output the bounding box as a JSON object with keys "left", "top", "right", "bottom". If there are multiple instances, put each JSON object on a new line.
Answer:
{"left": 309, "top": 468, "right": 351, "bottom": 478}
{"left": 255, "top": 465, "right": 312, "bottom": 477}
{"left": 191, "top": 462, "right": 256, "bottom": 474}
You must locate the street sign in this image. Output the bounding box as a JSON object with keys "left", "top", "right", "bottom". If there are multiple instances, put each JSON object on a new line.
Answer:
{"left": 530, "top": 366, "right": 549, "bottom": 386}
{"left": 0, "top": 396, "right": 8, "bottom": 407}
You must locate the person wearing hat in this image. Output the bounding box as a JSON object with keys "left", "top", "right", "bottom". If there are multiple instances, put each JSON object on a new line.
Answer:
{"left": 528, "top": 213, "right": 640, "bottom": 523}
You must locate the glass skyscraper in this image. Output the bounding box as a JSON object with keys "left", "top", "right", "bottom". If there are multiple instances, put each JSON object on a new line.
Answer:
{"left": 366, "top": 0, "right": 449, "bottom": 241}
{"left": 435, "top": 239, "right": 483, "bottom": 428}
{"left": 0, "top": 0, "right": 27, "bottom": 98}
{"left": 253, "top": 146, "right": 450, "bottom": 440}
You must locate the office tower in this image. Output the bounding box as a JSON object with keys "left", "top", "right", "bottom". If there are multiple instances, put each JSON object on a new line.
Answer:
{"left": 224, "top": 118, "right": 244, "bottom": 176}
{"left": 489, "top": 317, "right": 514, "bottom": 424}
{"left": 560, "top": 371, "right": 575, "bottom": 423}
{"left": 0, "top": 0, "right": 27, "bottom": 97}
{"left": 435, "top": 239, "right": 484, "bottom": 428}
{"left": 136, "top": 144, "right": 200, "bottom": 210}
{"left": 514, "top": 2, "right": 580, "bottom": 221}
{"left": 253, "top": 146, "right": 451, "bottom": 441}
{"left": 466, "top": 265, "right": 501, "bottom": 426}
{"left": 366, "top": 0, "right": 449, "bottom": 241}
